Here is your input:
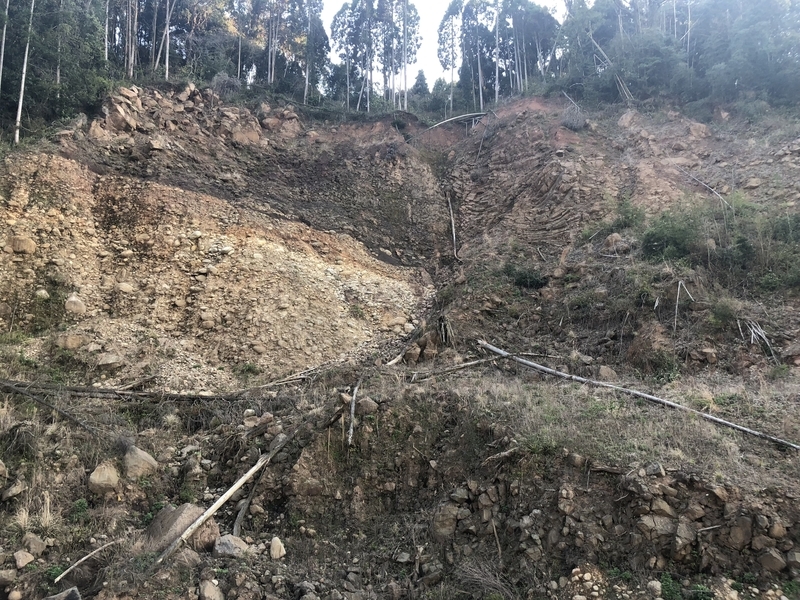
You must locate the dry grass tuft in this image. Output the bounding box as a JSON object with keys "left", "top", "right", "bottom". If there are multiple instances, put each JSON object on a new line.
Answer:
{"left": 446, "top": 370, "right": 800, "bottom": 491}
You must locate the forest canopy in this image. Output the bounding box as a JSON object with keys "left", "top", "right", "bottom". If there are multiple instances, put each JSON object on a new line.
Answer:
{"left": 0, "top": 0, "right": 799, "bottom": 140}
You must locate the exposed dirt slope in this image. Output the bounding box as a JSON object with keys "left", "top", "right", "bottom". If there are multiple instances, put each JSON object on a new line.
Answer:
{"left": 0, "top": 86, "right": 800, "bottom": 600}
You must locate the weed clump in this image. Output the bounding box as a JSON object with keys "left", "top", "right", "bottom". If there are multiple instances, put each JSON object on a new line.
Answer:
{"left": 642, "top": 211, "right": 700, "bottom": 261}
{"left": 502, "top": 263, "right": 548, "bottom": 290}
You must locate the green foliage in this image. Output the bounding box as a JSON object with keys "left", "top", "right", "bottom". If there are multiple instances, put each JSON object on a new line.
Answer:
{"left": 502, "top": 263, "right": 548, "bottom": 290}
{"left": 783, "top": 581, "right": 800, "bottom": 599}
{"left": 348, "top": 303, "right": 366, "bottom": 319}
{"left": 69, "top": 498, "right": 89, "bottom": 523}
{"left": 45, "top": 565, "right": 65, "bottom": 580}
{"left": 234, "top": 363, "right": 260, "bottom": 376}
{"left": 642, "top": 211, "right": 700, "bottom": 261}
{"left": 660, "top": 573, "right": 683, "bottom": 600}
{"left": 613, "top": 197, "right": 645, "bottom": 231}
{"left": 688, "top": 585, "right": 713, "bottom": 600}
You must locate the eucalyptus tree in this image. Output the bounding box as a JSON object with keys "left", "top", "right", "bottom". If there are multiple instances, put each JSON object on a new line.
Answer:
{"left": 437, "top": 0, "right": 462, "bottom": 116}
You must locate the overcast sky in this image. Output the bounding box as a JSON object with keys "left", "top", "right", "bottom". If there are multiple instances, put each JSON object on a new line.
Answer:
{"left": 320, "top": 0, "right": 567, "bottom": 92}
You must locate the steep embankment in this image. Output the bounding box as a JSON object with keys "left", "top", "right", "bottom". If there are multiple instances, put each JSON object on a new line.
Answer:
{"left": 1, "top": 86, "right": 800, "bottom": 600}
{"left": 0, "top": 85, "right": 451, "bottom": 387}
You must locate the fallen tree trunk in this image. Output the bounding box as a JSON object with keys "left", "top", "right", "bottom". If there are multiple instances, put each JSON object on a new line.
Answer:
{"left": 477, "top": 339, "right": 800, "bottom": 452}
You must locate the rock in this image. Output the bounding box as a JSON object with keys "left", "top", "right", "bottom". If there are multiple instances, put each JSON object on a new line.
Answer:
{"left": 728, "top": 516, "right": 753, "bottom": 550}
{"left": 97, "top": 352, "right": 125, "bottom": 370}
{"left": 450, "top": 488, "right": 469, "bottom": 503}
{"left": 637, "top": 515, "right": 676, "bottom": 540}
{"left": 786, "top": 550, "right": 800, "bottom": 568}
{"left": 144, "top": 503, "right": 220, "bottom": 552}
{"left": 87, "top": 120, "right": 109, "bottom": 141}
{"left": 404, "top": 345, "right": 421, "bottom": 363}
{"left": 751, "top": 535, "right": 776, "bottom": 551}
{"left": 56, "top": 334, "right": 86, "bottom": 350}
{"left": 2, "top": 479, "right": 27, "bottom": 500}
{"left": 618, "top": 110, "right": 638, "bottom": 128}
{"left": 9, "top": 591, "right": 22, "bottom": 600}
{"left": 43, "top": 589, "right": 81, "bottom": 600}
{"left": 689, "top": 122, "right": 710, "bottom": 138}
{"left": 213, "top": 534, "right": 249, "bottom": 558}
{"left": 88, "top": 462, "right": 119, "bottom": 495}
{"left": 13, "top": 549, "right": 34, "bottom": 568}
{"left": 174, "top": 547, "right": 202, "bottom": 568}
{"left": 672, "top": 520, "right": 696, "bottom": 558}
{"left": 769, "top": 522, "right": 787, "bottom": 539}
{"left": 647, "top": 580, "right": 662, "bottom": 598}
{"left": 355, "top": 398, "right": 379, "bottom": 415}
{"left": 270, "top": 536, "right": 286, "bottom": 559}
{"left": 598, "top": 365, "right": 618, "bottom": 381}
{"left": 651, "top": 498, "right": 677, "bottom": 518}
{"left": 10, "top": 236, "right": 36, "bottom": 254}
{"left": 199, "top": 580, "right": 225, "bottom": 600}
{"left": 124, "top": 445, "right": 159, "bottom": 478}
{"left": 0, "top": 569, "right": 16, "bottom": 585}
{"left": 743, "top": 178, "right": 763, "bottom": 189}
{"left": 64, "top": 293, "right": 87, "bottom": 315}
{"left": 22, "top": 532, "right": 47, "bottom": 556}
{"left": 758, "top": 548, "right": 786, "bottom": 572}
{"left": 116, "top": 282, "right": 135, "bottom": 293}
{"left": 431, "top": 503, "right": 460, "bottom": 542}
{"left": 645, "top": 462, "right": 666, "bottom": 477}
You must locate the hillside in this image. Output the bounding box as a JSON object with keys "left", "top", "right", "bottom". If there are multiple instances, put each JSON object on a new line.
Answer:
{"left": 0, "top": 85, "right": 799, "bottom": 600}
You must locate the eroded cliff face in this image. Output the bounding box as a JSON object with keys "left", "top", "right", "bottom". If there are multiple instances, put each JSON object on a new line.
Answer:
{"left": 0, "top": 85, "right": 452, "bottom": 387}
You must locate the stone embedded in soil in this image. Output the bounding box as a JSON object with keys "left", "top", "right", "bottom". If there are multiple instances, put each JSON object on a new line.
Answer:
{"left": 10, "top": 235, "right": 36, "bottom": 254}
{"left": 124, "top": 445, "right": 158, "bottom": 479}
{"left": 431, "top": 503, "right": 460, "bottom": 542}
{"left": 144, "top": 503, "right": 219, "bottom": 553}
{"left": 0, "top": 569, "right": 16, "bottom": 585}
{"left": 43, "top": 589, "right": 82, "bottom": 600}
{"left": 22, "top": 532, "right": 47, "bottom": 556}
{"left": 213, "top": 534, "right": 249, "bottom": 558}
{"left": 786, "top": 550, "right": 800, "bottom": 568}
{"left": 55, "top": 334, "right": 86, "bottom": 350}
{"left": 97, "top": 352, "right": 125, "bottom": 370}
{"left": 758, "top": 547, "right": 787, "bottom": 572}
{"left": 88, "top": 462, "right": 119, "bottom": 495}
{"left": 355, "top": 397, "right": 379, "bottom": 415}
{"left": 64, "top": 293, "right": 87, "bottom": 315}
{"left": 1, "top": 479, "right": 27, "bottom": 501}
{"left": 174, "top": 548, "right": 202, "bottom": 568}
{"left": 13, "top": 550, "right": 34, "bottom": 568}
{"left": 728, "top": 516, "right": 753, "bottom": 550}
{"left": 199, "top": 580, "right": 225, "bottom": 600}
{"left": 8, "top": 590, "right": 22, "bottom": 600}
{"left": 646, "top": 580, "right": 661, "bottom": 597}
{"left": 270, "top": 536, "right": 286, "bottom": 559}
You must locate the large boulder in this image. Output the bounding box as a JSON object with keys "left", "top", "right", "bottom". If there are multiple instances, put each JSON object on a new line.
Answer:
{"left": 143, "top": 503, "right": 219, "bottom": 553}
{"left": 124, "top": 446, "right": 158, "bottom": 479}
{"left": 88, "top": 462, "right": 119, "bottom": 495}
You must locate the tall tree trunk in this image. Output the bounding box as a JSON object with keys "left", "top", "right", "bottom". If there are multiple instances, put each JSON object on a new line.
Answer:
{"left": 402, "top": 0, "right": 407, "bottom": 110}
{"left": 303, "top": 3, "right": 309, "bottom": 104}
{"left": 104, "top": 0, "right": 109, "bottom": 61}
{"left": 238, "top": 35, "right": 242, "bottom": 79}
{"left": 346, "top": 54, "right": 350, "bottom": 111}
{"left": 0, "top": 0, "right": 10, "bottom": 95}
{"left": 150, "top": 0, "right": 158, "bottom": 68}
{"left": 686, "top": 0, "right": 691, "bottom": 66}
{"left": 15, "top": 0, "right": 36, "bottom": 144}
{"left": 132, "top": 0, "right": 138, "bottom": 77}
{"left": 477, "top": 36, "right": 484, "bottom": 111}
{"left": 494, "top": 0, "right": 500, "bottom": 104}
